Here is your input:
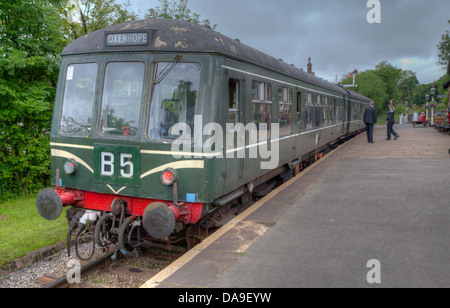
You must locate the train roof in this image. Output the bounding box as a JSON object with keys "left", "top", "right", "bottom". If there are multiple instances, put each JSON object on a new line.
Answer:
{"left": 346, "top": 89, "right": 372, "bottom": 102}
{"left": 62, "top": 19, "right": 370, "bottom": 101}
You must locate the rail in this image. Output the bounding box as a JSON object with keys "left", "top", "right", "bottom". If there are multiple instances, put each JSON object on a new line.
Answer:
{"left": 45, "top": 251, "right": 114, "bottom": 288}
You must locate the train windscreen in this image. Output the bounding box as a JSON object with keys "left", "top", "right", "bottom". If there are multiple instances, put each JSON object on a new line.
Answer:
{"left": 148, "top": 62, "right": 201, "bottom": 141}
{"left": 59, "top": 63, "right": 98, "bottom": 136}
{"left": 99, "top": 62, "right": 145, "bottom": 138}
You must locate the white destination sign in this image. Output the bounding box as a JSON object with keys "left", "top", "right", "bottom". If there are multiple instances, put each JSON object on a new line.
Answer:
{"left": 106, "top": 32, "right": 149, "bottom": 46}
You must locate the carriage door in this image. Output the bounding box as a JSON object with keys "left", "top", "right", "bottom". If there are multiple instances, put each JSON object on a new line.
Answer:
{"left": 343, "top": 96, "right": 349, "bottom": 134}
{"left": 227, "top": 77, "right": 245, "bottom": 179}
{"left": 296, "top": 91, "right": 305, "bottom": 132}
{"left": 346, "top": 97, "right": 352, "bottom": 134}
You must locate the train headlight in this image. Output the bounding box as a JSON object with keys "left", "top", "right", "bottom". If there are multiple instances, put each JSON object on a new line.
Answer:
{"left": 63, "top": 159, "right": 78, "bottom": 175}
{"left": 161, "top": 168, "right": 178, "bottom": 186}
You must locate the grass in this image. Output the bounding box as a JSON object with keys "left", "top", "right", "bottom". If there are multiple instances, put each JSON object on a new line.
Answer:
{"left": 376, "top": 112, "right": 387, "bottom": 125}
{"left": 0, "top": 194, "right": 68, "bottom": 269}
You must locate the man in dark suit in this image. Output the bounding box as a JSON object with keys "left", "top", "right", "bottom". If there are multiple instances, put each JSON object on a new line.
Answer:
{"left": 364, "top": 101, "right": 377, "bottom": 143}
{"left": 386, "top": 99, "right": 399, "bottom": 141}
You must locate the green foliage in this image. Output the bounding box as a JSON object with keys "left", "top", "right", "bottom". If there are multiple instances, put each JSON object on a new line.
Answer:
{"left": 341, "top": 59, "right": 448, "bottom": 116}
{"left": 343, "top": 70, "right": 387, "bottom": 114}
{"left": 1, "top": 0, "right": 65, "bottom": 199}
{"left": 437, "top": 20, "right": 450, "bottom": 67}
{"left": 145, "top": 0, "right": 217, "bottom": 30}
{"left": 374, "top": 61, "right": 403, "bottom": 109}
{"left": 398, "top": 70, "right": 419, "bottom": 105}
{"left": 412, "top": 74, "right": 450, "bottom": 110}
{"left": 0, "top": 0, "right": 141, "bottom": 200}
{"left": 54, "top": 0, "right": 139, "bottom": 40}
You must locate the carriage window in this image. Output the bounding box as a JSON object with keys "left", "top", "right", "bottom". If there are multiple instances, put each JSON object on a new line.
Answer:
{"left": 252, "top": 80, "right": 272, "bottom": 102}
{"left": 336, "top": 99, "right": 345, "bottom": 122}
{"left": 297, "top": 92, "right": 302, "bottom": 114}
{"left": 314, "top": 95, "right": 323, "bottom": 128}
{"left": 316, "top": 95, "right": 321, "bottom": 106}
{"left": 305, "top": 92, "right": 313, "bottom": 131}
{"left": 355, "top": 103, "right": 363, "bottom": 121}
{"left": 148, "top": 62, "right": 201, "bottom": 141}
{"left": 323, "top": 96, "right": 332, "bottom": 126}
{"left": 351, "top": 102, "right": 360, "bottom": 121}
{"left": 252, "top": 80, "right": 272, "bottom": 139}
{"left": 278, "top": 87, "right": 292, "bottom": 136}
{"left": 60, "top": 63, "right": 97, "bottom": 135}
{"left": 331, "top": 98, "right": 337, "bottom": 124}
{"left": 229, "top": 79, "right": 240, "bottom": 124}
{"left": 252, "top": 103, "right": 272, "bottom": 140}
{"left": 100, "top": 62, "right": 145, "bottom": 137}
{"left": 297, "top": 91, "right": 304, "bottom": 131}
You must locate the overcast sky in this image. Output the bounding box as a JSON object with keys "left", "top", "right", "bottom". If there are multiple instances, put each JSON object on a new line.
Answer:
{"left": 118, "top": 0, "right": 449, "bottom": 84}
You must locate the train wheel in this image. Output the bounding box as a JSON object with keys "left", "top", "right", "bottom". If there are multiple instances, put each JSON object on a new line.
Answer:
{"left": 186, "top": 225, "right": 210, "bottom": 250}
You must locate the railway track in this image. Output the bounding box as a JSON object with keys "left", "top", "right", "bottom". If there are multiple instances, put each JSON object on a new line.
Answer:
{"left": 37, "top": 246, "right": 181, "bottom": 288}
{"left": 45, "top": 251, "right": 114, "bottom": 288}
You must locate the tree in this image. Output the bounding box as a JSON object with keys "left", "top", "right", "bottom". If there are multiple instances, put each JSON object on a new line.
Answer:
{"left": 374, "top": 61, "right": 403, "bottom": 108}
{"left": 54, "top": 0, "right": 138, "bottom": 40}
{"left": 0, "top": 0, "right": 144, "bottom": 200}
{"left": 411, "top": 73, "right": 450, "bottom": 111}
{"left": 437, "top": 20, "right": 450, "bottom": 67}
{"left": 398, "top": 70, "right": 419, "bottom": 105}
{"left": 342, "top": 70, "right": 387, "bottom": 114}
{"left": 145, "top": 0, "right": 217, "bottom": 30}
{"left": 0, "top": 0, "right": 66, "bottom": 198}
{"left": 340, "top": 61, "right": 422, "bottom": 114}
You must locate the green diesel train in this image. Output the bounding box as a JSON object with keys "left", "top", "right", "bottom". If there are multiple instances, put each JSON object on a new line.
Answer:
{"left": 36, "top": 19, "right": 371, "bottom": 258}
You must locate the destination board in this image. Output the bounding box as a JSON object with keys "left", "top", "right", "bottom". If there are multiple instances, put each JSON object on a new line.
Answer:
{"left": 106, "top": 32, "right": 149, "bottom": 47}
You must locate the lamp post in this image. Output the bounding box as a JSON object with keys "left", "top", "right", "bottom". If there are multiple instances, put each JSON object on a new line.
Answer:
{"left": 425, "top": 94, "right": 429, "bottom": 121}
{"left": 430, "top": 86, "right": 436, "bottom": 126}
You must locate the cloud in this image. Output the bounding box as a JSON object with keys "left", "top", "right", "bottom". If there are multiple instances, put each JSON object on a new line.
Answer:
{"left": 398, "top": 57, "right": 435, "bottom": 70}
{"left": 119, "top": 0, "right": 450, "bottom": 84}
{"left": 401, "top": 59, "right": 414, "bottom": 66}
{"left": 304, "top": 12, "right": 323, "bottom": 23}
{"left": 394, "top": 57, "right": 445, "bottom": 83}
{"left": 432, "top": 65, "right": 441, "bottom": 72}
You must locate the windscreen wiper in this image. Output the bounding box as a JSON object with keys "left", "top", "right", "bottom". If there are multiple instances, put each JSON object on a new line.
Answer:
{"left": 150, "top": 54, "right": 183, "bottom": 102}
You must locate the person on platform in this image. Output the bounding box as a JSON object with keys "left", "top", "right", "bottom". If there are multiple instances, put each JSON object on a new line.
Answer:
{"left": 364, "top": 101, "right": 377, "bottom": 143}
{"left": 386, "top": 99, "right": 399, "bottom": 141}
{"left": 419, "top": 112, "right": 426, "bottom": 122}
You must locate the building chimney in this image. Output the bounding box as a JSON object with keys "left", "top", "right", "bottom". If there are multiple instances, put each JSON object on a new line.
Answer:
{"left": 307, "top": 57, "right": 314, "bottom": 75}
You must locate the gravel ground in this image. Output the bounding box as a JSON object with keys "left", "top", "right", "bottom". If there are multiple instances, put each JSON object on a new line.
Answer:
{"left": 0, "top": 242, "right": 113, "bottom": 288}
{"left": 0, "top": 242, "right": 179, "bottom": 288}
{"left": 79, "top": 249, "right": 177, "bottom": 288}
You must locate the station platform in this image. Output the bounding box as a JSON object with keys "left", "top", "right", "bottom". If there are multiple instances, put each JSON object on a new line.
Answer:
{"left": 141, "top": 124, "right": 450, "bottom": 288}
